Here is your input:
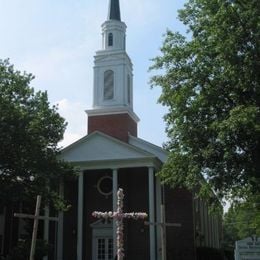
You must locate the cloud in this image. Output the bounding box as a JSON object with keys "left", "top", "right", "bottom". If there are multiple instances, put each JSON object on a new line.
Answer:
{"left": 17, "top": 43, "right": 94, "bottom": 108}
{"left": 0, "top": 0, "right": 175, "bottom": 150}
{"left": 56, "top": 99, "right": 87, "bottom": 148}
{"left": 20, "top": 44, "right": 90, "bottom": 81}
{"left": 59, "top": 132, "right": 84, "bottom": 149}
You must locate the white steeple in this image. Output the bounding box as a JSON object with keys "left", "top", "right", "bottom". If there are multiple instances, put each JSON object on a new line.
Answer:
{"left": 88, "top": 0, "right": 138, "bottom": 122}
{"left": 86, "top": 0, "right": 139, "bottom": 141}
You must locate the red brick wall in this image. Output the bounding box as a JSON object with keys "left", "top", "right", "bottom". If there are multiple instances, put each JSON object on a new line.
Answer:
{"left": 88, "top": 113, "right": 137, "bottom": 142}
{"left": 63, "top": 180, "right": 78, "bottom": 260}
{"left": 62, "top": 170, "right": 197, "bottom": 260}
{"left": 165, "top": 187, "right": 196, "bottom": 260}
{"left": 83, "top": 168, "right": 149, "bottom": 260}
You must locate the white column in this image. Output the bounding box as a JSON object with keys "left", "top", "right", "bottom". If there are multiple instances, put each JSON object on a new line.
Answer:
{"left": 112, "top": 169, "right": 118, "bottom": 258}
{"left": 43, "top": 204, "right": 50, "bottom": 260}
{"left": 149, "top": 167, "right": 156, "bottom": 260}
{"left": 156, "top": 177, "right": 162, "bottom": 260}
{"left": 57, "top": 181, "right": 64, "bottom": 260}
{"left": 77, "top": 172, "right": 84, "bottom": 260}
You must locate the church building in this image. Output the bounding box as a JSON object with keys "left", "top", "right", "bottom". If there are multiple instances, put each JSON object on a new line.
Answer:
{"left": 0, "top": 1, "right": 222, "bottom": 260}
{"left": 58, "top": 0, "right": 222, "bottom": 259}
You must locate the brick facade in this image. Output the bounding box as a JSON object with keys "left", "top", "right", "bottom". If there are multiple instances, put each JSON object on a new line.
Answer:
{"left": 87, "top": 113, "right": 137, "bottom": 142}
{"left": 62, "top": 168, "right": 198, "bottom": 260}
{"left": 165, "top": 187, "right": 196, "bottom": 260}
{"left": 63, "top": 168, "right": 149, "bottom": 260}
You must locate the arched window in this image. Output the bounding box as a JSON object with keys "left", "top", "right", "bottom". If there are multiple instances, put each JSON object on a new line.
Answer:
{"left": 127, "top": 75, "right": 131, "bottom": 104}
{"left": 104, "top": 70, "right": 114, "bottom": 100}
{"left": 108, "top": 33, "right": 113, "bottom": 47}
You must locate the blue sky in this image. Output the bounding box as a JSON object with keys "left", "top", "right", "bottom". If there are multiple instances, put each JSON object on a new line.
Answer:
{"left": 0, "top": 0, "right": 187, "bottom": 147}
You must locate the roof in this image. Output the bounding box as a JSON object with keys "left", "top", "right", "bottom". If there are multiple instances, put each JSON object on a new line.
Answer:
{"left": 60, "top": 131, "right": 164, "bottom": 170}
{"left": 128, "top": 134, "right": 168, "bottom": 163}
{"left": 108, "top": 0, "right": 121, "bottom": 21}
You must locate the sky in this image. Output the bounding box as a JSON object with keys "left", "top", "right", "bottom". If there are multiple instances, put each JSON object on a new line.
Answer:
{"left": 0, "top": 0, "right": 187, "bottom": 148}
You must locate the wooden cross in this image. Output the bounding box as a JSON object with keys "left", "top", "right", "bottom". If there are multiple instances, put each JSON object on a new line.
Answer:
{"left": 145, "top": 204, "right": 181, "bottom": 260}
{"left": 92, "top": 188, "right": 148, "bottom": 260}
{"left": 14, "top": 195, "right": 58, "bottom": 260}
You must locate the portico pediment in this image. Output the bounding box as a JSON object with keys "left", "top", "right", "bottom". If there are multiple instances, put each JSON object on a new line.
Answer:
{"left": 60, "top": 131, "right": 156, "bottom": 166}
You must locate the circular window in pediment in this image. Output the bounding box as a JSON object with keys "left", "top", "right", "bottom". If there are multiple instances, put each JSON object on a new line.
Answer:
{"left": 97, "top": 176, "right": 113, "bottom": 196}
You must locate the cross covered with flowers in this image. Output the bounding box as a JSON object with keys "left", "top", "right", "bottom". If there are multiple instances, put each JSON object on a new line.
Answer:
{"left": 92, "top": 188, "right": 148, "bottom": 260}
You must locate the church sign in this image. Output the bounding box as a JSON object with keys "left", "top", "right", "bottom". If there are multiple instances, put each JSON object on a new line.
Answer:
{"left": 235, "top": 236, "right": 260, "bottom": 260}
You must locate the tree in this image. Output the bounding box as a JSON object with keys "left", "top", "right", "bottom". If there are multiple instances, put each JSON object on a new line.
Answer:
{"left": 223, "top": 195, "right": 260, "bottom": 249}
{"left": 150, "top": 0, "right": 260, "bottom": 202}
{"left": 0, "top": 59, "right": 73, "bottom": 208}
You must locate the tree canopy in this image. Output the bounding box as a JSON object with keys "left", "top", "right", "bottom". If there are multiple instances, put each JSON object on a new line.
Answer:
{"left": 0, "top": 59, "right": 73, "bottom": 207}
{"left": 150, "top": 0, "right": 260, "bottom": 202}
{"left": 223, "top": 195, "right": 260, "bottom": 249}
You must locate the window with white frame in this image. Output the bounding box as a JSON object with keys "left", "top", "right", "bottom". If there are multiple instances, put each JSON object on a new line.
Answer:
{"left": 96, "top": 238, "right": 113, "bottom": 260}
{"left": 91, "top": 219, "right": 114, "bottom": 260}
{"left": 104, "top": 70, "right": 114, "bottom": 100}
{"left": 108, "top": 33, "right": 113, "bottom": 47}
{"left": 127, "top": 74, "right": 131, "bottom": 104}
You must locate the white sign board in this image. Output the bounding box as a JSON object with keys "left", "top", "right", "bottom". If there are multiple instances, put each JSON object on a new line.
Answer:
{"left": 235, "top": 237, "right": 260, "bottom": 260}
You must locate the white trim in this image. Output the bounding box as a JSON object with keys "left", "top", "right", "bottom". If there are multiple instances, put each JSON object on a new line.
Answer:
{"left": 128, "top": 135, "right": 168, "bottom": 163}
{"left": 91, "top": 220, "right": 113, "bottom": 260}
{"left": 156, "top": 177, "right": 162, "bottom": 260}
{"left": 77, "top": 172, "right": 84, "bottom": 260}
{"left": 61, "top": 131, "right": 151, "bottom": 156}
{"left": 129, "top": 135, "right": 167, "bottom": 153}
{"left": 69, "top": 157, "right": 162, "bottom": 171}
{"left": 97, "top": 176, "right": 113, "bottom": 196}
{"left": 85, "top": 107, "right": 140, "bottom": 123}
{"left": 149, "top": 167, "right": 156, "bottom": 260}
{"left": 112, "top": 169, "right": 118, "bottom": 258}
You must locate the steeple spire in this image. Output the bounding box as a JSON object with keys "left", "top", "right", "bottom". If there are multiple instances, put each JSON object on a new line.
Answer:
{"left": 86, "top": 0, "right": 139, "bottom": 142}
{"left": 108, "top": 0, "right": 121, "bottom": 21}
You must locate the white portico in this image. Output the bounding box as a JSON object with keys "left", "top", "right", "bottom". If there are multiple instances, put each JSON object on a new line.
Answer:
{"left": 60, "top": 131, "right": 168, "bottom": 260}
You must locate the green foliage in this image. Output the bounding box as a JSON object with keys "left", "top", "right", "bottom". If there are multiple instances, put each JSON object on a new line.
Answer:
{"left": 0, "top": 59, "right": 74, "bottom": 209}
{"left": 223, "top": 195, "right": 260, "bottom": 249}
{"left": 150, "top": 0, "right": 260, "bottom": 202}
{"left": 5, "top": 239, "right": 49, "bottom": 260}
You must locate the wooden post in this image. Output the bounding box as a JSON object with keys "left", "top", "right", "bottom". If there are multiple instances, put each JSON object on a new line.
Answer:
{"left": 14, "top": 195, "right": 58, "bottom": 260}
{"left": 145, "top": 204, "right": 181, "bottom": 260}
{"left": 30, "top": 195, "right": 41, "bottom": 260}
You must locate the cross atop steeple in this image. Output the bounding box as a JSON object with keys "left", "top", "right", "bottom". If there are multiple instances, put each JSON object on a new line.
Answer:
{"left": 108, "top": 0, "right": 121, "bottom": 21}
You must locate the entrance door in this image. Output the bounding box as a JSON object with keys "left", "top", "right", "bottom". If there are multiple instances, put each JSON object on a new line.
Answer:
{"left": 91, "top": 219, "right": 114, "bottom": 260}
{"left": 95, "top": 237, "right": 113, "bottom": 260}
